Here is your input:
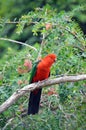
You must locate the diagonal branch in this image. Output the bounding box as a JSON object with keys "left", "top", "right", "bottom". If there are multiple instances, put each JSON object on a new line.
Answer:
{"left": 0, "top": 38, "right": 37, "bottom": 51}
{"left": 0, "top": 74, "right": 86, "bottom": 114}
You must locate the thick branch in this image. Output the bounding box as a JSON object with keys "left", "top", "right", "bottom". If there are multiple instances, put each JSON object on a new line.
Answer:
{"left": 0, "top": 74, "right": 86, "bottom": 114}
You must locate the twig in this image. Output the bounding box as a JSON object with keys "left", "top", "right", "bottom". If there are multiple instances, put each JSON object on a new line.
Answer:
{"left": 4, "top": 21, "right": 19, "bottom": 24}
{"left": 0, "top": 74, "right": 86, "bottom": 114}
{"left": 0, "top": 21, "right": 39, "bottom": 24}
{"left": 65, "top": 28, "right": 85, "bottom": 46}
{"left": 2, "top": 118, "right": 14, "bottom": 130}
{"left": 37, "top": 34, "right": 45, "bottom": 60}
{"left": 0, "top": 38, "right": 37, "bottom": 51}
{"left": 72, "top": 45, "right": 85, "bottom": 52}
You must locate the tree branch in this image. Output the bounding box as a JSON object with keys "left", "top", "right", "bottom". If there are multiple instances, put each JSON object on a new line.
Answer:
{"left": 0, "top": 38, "right": 37, "bottom": 51}
{"left": 0, "top": 74, "right": 86, "bottom": 114}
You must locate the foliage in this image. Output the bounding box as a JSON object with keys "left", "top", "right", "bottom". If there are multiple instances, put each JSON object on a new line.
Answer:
{"left": 0, "top": 3, "right": 86, "bottom": 130}
{"left": 0, "top": 0, "right": 86, "bottom": 57}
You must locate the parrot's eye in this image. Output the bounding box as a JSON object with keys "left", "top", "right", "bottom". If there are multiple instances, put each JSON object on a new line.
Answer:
{"left": 50, "top": 57, "right": 56, "bottom": 62}
{"left": 54, "top": 58, "right": 56, "bottom": 62}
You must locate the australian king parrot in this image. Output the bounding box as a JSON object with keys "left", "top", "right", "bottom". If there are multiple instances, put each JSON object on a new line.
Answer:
{"left": 28, "top": 54, "right": 56, "bottom": 115}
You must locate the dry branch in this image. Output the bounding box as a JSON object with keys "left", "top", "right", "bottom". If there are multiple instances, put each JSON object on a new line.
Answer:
{"left": 0, "top": 74, "right": 86, "bottom": 114}
{"left": 0, "top": 38, "right": 37, "bottom": 51}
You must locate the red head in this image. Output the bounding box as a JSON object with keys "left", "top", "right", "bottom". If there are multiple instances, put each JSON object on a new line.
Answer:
{"left": 42, "top": 53, "right": 57, "bottom": 68}
{"left": 45, "top": 53, "right": 56, "bottom": 61}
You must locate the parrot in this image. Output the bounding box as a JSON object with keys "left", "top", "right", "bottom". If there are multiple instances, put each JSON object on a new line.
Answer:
{"left": 28, "top": 54, "right": 56, "bottom": 115}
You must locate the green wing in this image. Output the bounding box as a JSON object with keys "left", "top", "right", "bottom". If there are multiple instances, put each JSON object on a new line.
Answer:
{"left": 29, "top": 60, "right": 41, "bottom": 83}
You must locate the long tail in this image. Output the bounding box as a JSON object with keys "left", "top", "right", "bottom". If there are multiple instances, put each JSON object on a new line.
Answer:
{"left": 28, "top": 89, "right": 42, "bottom": 115}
